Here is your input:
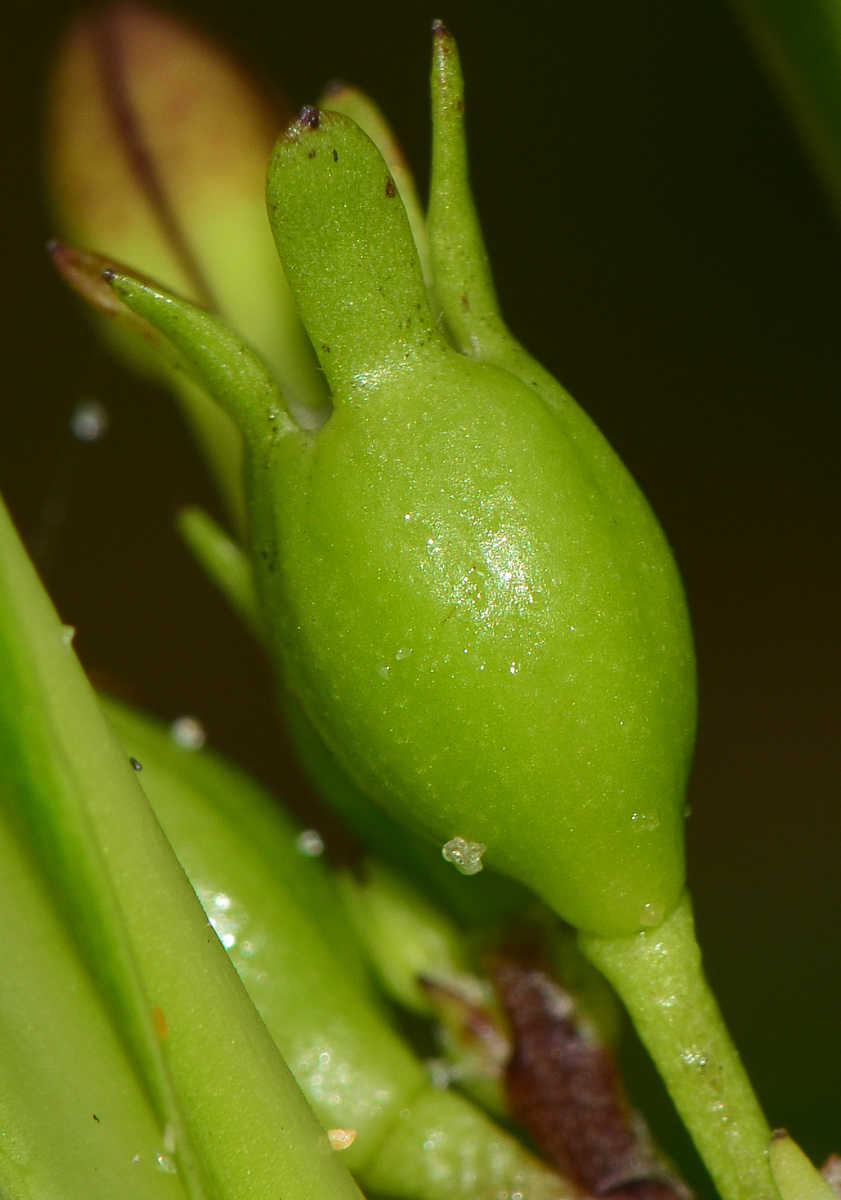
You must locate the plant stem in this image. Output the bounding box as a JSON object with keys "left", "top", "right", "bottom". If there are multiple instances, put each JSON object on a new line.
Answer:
{"left": 579, "top": 892, "right": 779, "bottom": 1200}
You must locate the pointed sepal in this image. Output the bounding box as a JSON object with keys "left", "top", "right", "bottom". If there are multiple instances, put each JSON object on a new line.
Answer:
{"left": 176, "top": 505, "right": 265, "bottom": 641}
{"left": 427, "top": 23, "right": 509, "bottom": 362}
{"left": 50, "top": 242, "right": 249, "bottom": 531}
{"left": 266, "top": 108, "right": 443, "bottom": 396}
{"left": 319, "top": 81, "right": 434, "bottom": 297}
{"left": 103, "top": 266, "right": 298, "bottom": 445}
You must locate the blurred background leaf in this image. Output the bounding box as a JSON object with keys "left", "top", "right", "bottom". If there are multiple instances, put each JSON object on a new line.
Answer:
{"left": 1, "top": 0, "right": 839, "bottom": 1192}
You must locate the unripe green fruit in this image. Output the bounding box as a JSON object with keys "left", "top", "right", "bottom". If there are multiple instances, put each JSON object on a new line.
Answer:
{"left": 259, "top": 107, "right": 696, "bottom": 938}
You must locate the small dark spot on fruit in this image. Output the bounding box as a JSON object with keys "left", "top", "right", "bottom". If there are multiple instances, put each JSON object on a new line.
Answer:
{"left": 93, "top": 1114, "right": 100, "bottom": 1123}
{"left": 129, "top": 757, "right": 142, "bottom": 771}
{"left": 308, "top": 150, "right": 316, "bottom": 159}
{"left": 385, "top": 178, "right": 397, "bottom": 199}
{"left": 321, "top": 344, "right": 331, "bottom": 353}
{"left": 333, "top": 148, "right": 339, "bottom": 162}
{"left": 460, "top": 293, "right": 470, "bottom": 311}
{"left": 457, "top": 100, "right": 465, "bottom": 114}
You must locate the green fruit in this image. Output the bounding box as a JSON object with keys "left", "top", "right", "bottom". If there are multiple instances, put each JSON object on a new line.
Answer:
{"left": 258, "top": 106, "right": 695, "bottom": 938}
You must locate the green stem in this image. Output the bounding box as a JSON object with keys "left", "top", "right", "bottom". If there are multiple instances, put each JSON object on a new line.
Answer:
{"left": 579, "top": 892, "right": 779, "bottom": 1200}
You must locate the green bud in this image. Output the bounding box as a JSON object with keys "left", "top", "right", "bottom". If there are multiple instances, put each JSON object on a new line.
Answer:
{"left": 769, "top": 1132, "right": 837, "bottom": 1200}
{"left": 337, "top": 856, "right": 472, "bottom": 1016}
{"left": 46, "top": 1, "right": 329, "bottom": 528}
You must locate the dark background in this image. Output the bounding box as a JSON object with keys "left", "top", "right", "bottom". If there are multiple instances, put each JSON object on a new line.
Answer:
{"left": 2, "top": 0, "right": 839, "bottom": 1192}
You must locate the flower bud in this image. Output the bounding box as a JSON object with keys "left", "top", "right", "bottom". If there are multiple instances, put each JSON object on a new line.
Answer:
{"left": 46, "top": 1, "right": 328, "bottom": 421}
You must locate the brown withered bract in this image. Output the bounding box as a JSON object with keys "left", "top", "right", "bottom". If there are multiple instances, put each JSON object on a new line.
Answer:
{"left": 492, "top": 960, "right": 690, "bottom": 1200}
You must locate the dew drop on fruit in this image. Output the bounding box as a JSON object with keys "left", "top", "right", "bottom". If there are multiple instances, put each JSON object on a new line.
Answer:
{"left": 442, "top": 837, "right": 486, "bottom": 875}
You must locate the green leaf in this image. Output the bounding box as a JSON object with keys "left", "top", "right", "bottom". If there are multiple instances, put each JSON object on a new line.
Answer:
{"left": 0, "top": 493, "right": 364, "bottom": 1200}
{"left": 0, "top": 803, "right": 188, "bottom": 1200}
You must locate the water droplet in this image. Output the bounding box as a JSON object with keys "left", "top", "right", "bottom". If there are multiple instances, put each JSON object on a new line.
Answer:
{"left": 328, "top": 1128, "right": 357, "bottom": 1151}
{"left": 377, "top": 663, "right": 391, "bottom": 679}
{"left": 395, "top": 646, "right": 413, "bottom": 661}
{"left": 422, "top": 1127, "right": 445, "bottom": 1151}
{"left": 162, "top": 1124, "right": 176, "bottom": 1155}
{"left": 442, "top": 837, "right": 486, "bottom": 876}
{"left": 212, "top": 893, "right": 231, "bottom": 911}
{"left": 61, "top": 624, "right": 75, "bottom": 647}
{"left": 155, "top": 1153, "right": 177, "bottom": 1174}
{"left": 129, "top": 757, "right": 143, "bottom": 772}
{"left": 296, "top": 829, "right": 325, "bottom": 857}
{"left": 631, "top": 811, "right": 660, "bottom": 830}
{"left": 132, "top": 1155, "right": 140, "bottom": 1163}
{"left": 426, "top": 1058, "right": 451, "bottom": 1089}
{"left": 170, "top": 715, "right": 206, "bottom": 750}
{"left": 70, "top": 398, "right": 109, "bottom": 442}
{"left": 640, "top": 902, "right": 663, "bottom": 927}
{"left": 508, "top": 661, "right": 519, "bottom": 675}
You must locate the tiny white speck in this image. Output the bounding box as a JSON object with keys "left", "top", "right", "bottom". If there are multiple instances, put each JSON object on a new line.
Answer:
{"left": 170, "top": 715, "right": 206, "bottom": 750}
{"left": 296, "top": 829, "right": 325, "bottom": 857}
{"left": 70, "top": 398, "right": 109, "bottom": 442}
